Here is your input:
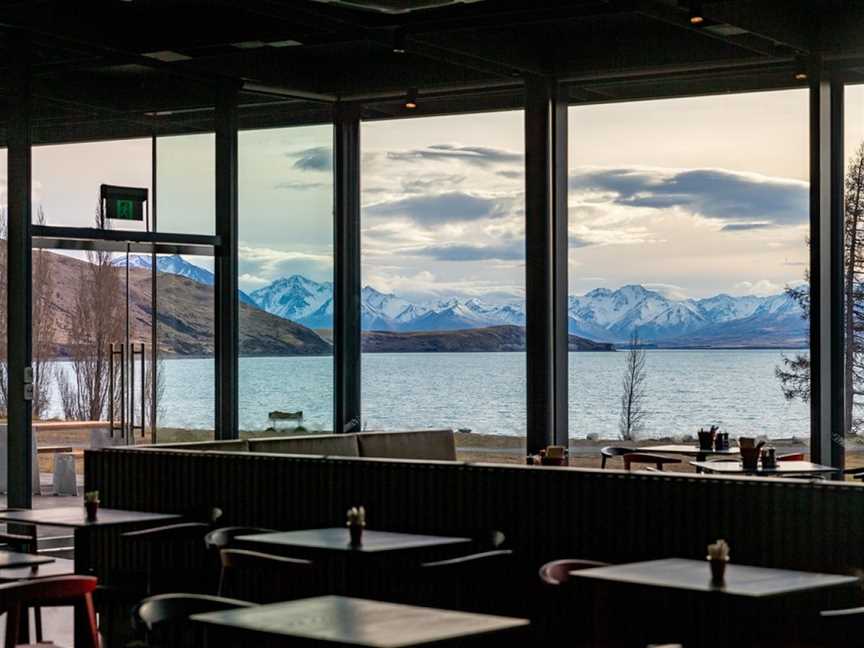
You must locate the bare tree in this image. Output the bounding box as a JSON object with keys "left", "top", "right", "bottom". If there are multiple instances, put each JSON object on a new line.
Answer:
{"left": 619, "top": 330, "right": 648, "bottom": 440}
{"left": 0, "top": 206, "right": 57, "bottom": 419}
{"left": 56, "top": 205, "right": 124, "bottom": 421}
{"left": 777, "top": 141, "right": 864, "bottom": 437}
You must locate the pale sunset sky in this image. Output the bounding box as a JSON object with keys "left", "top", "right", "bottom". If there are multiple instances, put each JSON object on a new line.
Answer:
{"left": 2, "top": 85, "right": 863, "bottom": 303}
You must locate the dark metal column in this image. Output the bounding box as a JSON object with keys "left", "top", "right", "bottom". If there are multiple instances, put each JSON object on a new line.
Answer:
{"left": 7, "top": 40, "right": 33, "bottom": 507}
{"left": 809, "top": 73, "right": 845, "bottom": 469}
{"left": 524, "top": 76, "right": 569, "bottom": 456}
{"left": 214, "top": 84, "right": 240, "bottom": 440}
{"left": 333, "top": 103, "right": 362, "bottom": 433}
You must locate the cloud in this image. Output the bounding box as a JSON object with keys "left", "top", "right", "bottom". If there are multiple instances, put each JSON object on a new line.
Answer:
{"left": 644, "top": 282, "right": 690, "bottom": 300}
{"left": 569, "top": 236, "right": 592, "bottom": 248}
{"left": 401, "top": 175, "right": 465, "bottom": 193}
{"left": 733, "top": 279, "right": 785, "bottom": 295}
{"left": 570, "top": 166, "right": 808, "bottom": 227}
{"left": 386, "top": 144, "right": 522, "bottom": 168}
{"left": 274, "top": 181, "right": 330, "bottom": 191}
{"left": 721, "top": 223, "right": 772, "bottom": 231}
{"left": 497, "top": 170, "right": 522, "bottom": 180}
{"left": 364, "top": 191, "right": 509, "bottom": 225}
{"left": 411, "top": 242, "right": 524, "bottom": 261}
{"left": 290, "top": 147, "right": 332, "bottom": 172}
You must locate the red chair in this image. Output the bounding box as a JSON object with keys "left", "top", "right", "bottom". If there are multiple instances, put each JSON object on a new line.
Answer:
{"left": 622, "top": 453, "right": 681, "bottom": 471}
{"left": 0, "top": 575, "right": 99, "bottom": 648}
{"left": 778, "top": 452, "right": 805, "bottom": 462}
{"left": 539, "top": 559, "right": 608, "bottom": 586}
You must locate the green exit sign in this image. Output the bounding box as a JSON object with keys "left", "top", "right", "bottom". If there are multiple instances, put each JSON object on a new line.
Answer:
{"left": 101, "top": 185, "right": 147, "bottom": 224}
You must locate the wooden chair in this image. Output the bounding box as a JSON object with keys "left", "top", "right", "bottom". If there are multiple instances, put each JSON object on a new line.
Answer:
{"left": 123, "top": 522, "right": 213, "bottom": 595}
{"left": 419, "top": 549, "right": 518, "bottom": 616}
{"left": 0, "top": 524, "right": 44, "bottom": 643}
{"left": 537, "top": 559, "right": 610, "bottom": 644}
{"left": 218, "top": 548, "right": 314, "bottom": 603}
{"left": 778, "top": 452, "right": 805, "bottom": 461}
{"left": 204, "top": 526, "right": 278, "bottom": 552}
{"left": 622, "top": 453, "right": 681, "bottom": 471}
{"left": 0, "top": 575, "right": 98, "bottom": 648}
{"left": 820, "top": 606, "right": 864, "bottom": 648}
{"left": 600, "top": 446, "right": 633, "bottom": 469}
{"left": 538, "top": 558, "right": 608, "bottom": 586}
{"left": 135, "top": 593, "right": 252, "bottom": 648}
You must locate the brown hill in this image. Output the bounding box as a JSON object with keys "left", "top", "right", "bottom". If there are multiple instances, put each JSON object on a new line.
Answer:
{"left": 37, "top": 250, "right": 331, "bottom": 357}
{"left": 361, "top": 325, "right": 615, "bottom": 353}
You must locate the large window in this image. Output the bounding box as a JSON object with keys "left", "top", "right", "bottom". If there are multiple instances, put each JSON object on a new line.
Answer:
{"left": 568, "top": 91, "right": 810, "bottom": 463}
{"left": 844, "top": 84, "right": 864, "bottom": 469}
{"left": 238, "top": 125, "right": 334, "bottom": 434}
{"left": 361, "top": 112, "right": 526, "bottom": 460}
{"left": 156, "top": 134, "right": 215, "bottom": 235}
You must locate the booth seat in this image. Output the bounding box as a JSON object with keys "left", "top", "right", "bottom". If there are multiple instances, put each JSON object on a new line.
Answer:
{"left": 146, "top": 429, "right": 456, "bottom": 461}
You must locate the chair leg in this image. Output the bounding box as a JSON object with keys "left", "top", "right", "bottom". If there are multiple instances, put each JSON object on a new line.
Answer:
{"left": 601, "top": 457, "right": 607, "bottom": 469}
{"left": 5, "top": 603, "right": 22, "bottom": 648}
{"left": 33, "top": 605, "right": 43, "bottom": 642}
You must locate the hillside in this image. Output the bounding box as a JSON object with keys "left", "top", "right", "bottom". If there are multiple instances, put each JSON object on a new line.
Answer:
{"left": 37, "top": 250, "right": 331, "bottom": 357}
{"left": 361, "top": 325, "right": 615, "bottom": 353}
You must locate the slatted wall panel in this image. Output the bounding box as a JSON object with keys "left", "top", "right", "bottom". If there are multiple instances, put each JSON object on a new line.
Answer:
{"left": 85, "top": 449, "right": 864, "bottom": 579}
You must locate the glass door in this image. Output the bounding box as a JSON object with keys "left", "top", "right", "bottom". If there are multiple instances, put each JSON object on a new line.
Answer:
{"left": 32, "top": 232, "right": 216, "bottom": 445}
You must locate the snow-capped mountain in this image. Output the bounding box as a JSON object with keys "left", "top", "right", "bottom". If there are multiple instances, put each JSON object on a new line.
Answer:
{"left": 250, "top": 275, "right": 333, "bottom": 328}
{"left": 113, "top": 254, "right": 256, "bottom": 306}
{"left": 122, "top": 255, "right": 806, "bottom": 347}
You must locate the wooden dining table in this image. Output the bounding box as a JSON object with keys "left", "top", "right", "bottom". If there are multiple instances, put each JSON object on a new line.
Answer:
{"left": 690, "top": 459, "right": 838, "bottom": 477}
{"left": 570, "top": 558, "right": 859, "bottom": 646}
{"left": 191, "top": 595, "right": 530, "bottom": 647}
{"left": 236, "top": 527, "right": 473, "bottom": 597}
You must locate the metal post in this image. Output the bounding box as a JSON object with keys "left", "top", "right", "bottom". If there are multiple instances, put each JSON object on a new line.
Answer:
{"left": 7, "top": 38, "right": 33, "bottom": 507}
{"left": 809, "top": 72, "right": 845, "bottom": 470}
{"left": 524, "top": 76, "right": 569, "bottom": 456}
{"left": 333, "top": 103, "right": 362, "bottom": 434}
{"left": 214, "top": 84, "right": 240, "bottom": 440}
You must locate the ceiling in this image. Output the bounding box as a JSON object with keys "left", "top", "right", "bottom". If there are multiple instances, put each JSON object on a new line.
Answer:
{"left": 0, "top": 0, "right": 862, "bottom": 143}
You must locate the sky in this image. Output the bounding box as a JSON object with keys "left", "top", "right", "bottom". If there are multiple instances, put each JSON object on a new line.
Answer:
{"left": 2, "top": 85, "right": 864, "bottom": 303}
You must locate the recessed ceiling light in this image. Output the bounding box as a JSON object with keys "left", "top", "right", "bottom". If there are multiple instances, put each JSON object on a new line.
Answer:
{"left": 689, "top": 1, "right": 704, "bottom": 25}
{"left": 794, "top": 55, "right": 810, "bottom": 81}
{"left": 404, "top": 88, "right": 418, "bottom": 109}
{"left": 142, "top": 50, "right": 192, "bottom": 62}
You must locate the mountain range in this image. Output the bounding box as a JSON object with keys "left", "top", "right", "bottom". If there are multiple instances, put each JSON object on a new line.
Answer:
{"left": 131, "top": 254, "right": 807, "bottom": 348}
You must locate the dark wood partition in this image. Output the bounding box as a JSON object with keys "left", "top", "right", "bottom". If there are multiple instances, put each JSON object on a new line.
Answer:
{"left": 85, "top": 448, "right": 864, "bottom": 576}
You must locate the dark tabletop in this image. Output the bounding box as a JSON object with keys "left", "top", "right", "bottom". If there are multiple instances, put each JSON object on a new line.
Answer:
{"left": 570, "top": 558, "right": 859, "bottom": 598}
{"left": 690, "top": 460, "right": 838, "bottom": 476}
{"left": 637, "top": 444, "right": 740, "bottom": 456}
{"left": 0, "top": 507, "right": 182, "bottom": 528}
{"left": 0, "top": 550, "right": 54, "bottom": 569}
{"left": 191, "top": 595, "right": 529, "bottom": 647}
{"left": 0, "top": 557, "right": 74, "bottom": 581}
{"left": 236, "top": 527, "right": 472, "bottom": 554}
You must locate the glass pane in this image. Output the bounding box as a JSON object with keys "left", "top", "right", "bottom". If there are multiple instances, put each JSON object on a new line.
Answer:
{"left": 33, "top": 139, "right": 151, "bottom": 228}
{"left": 361, "top": 112, "right": 526, "bottom": 461}
{"left": 238, "top": 125, "right": 334, "bottom": 434}
{"left": 568, "top": 90, "right": 810, "bottom": 468}
{"left": 156, "top": 134, "right": 215, "bottom": 235}
{"left": 152, "top": 252, "right": 215, "bottom": 441}
{"left": 845, "top": 83, "right": 864, "bottom": 469}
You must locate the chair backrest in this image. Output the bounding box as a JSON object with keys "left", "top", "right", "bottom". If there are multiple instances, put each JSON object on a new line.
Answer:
{"left": 778, "top": 452, "right": 805, "bottom": 462}
{"left": 538, "top": 559, "right": 609, "bottom": 586}
{"left": 123, "top": 522, "right": 214, "bottom": 595}
{"left": 123, "top": 522, "right": 211, "bottom": 545}
{"left": 135, "top": 593, "right": 252, "bottom": 648}
{"left": 623, "top": 453, "right": 681, "bottom": 471}
{"left": 204, "top": 526, "right": 277, "bottom": 551}
{"left": 218, "top": 549, "right": 314, "bottom": 602}
{"left": 420, "top": 550, "right": 517, "bottom": 615}
{"left": 135, "top": 592, "right": 252, "bottom": 630}
{"left": 600, "top": 446, "right": 633, "bottom": 468}
{"left": 0, "top": 576, "right": 98, "bottom": 648}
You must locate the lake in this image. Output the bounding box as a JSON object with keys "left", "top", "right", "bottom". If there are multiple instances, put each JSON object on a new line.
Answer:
{"left": 45, "top": 349, "right": 811, "bottom": 440}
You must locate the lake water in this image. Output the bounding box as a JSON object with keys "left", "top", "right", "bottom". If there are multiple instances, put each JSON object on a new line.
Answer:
{"left": 45, "top": 350, "right": 811, "bottom": 440}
